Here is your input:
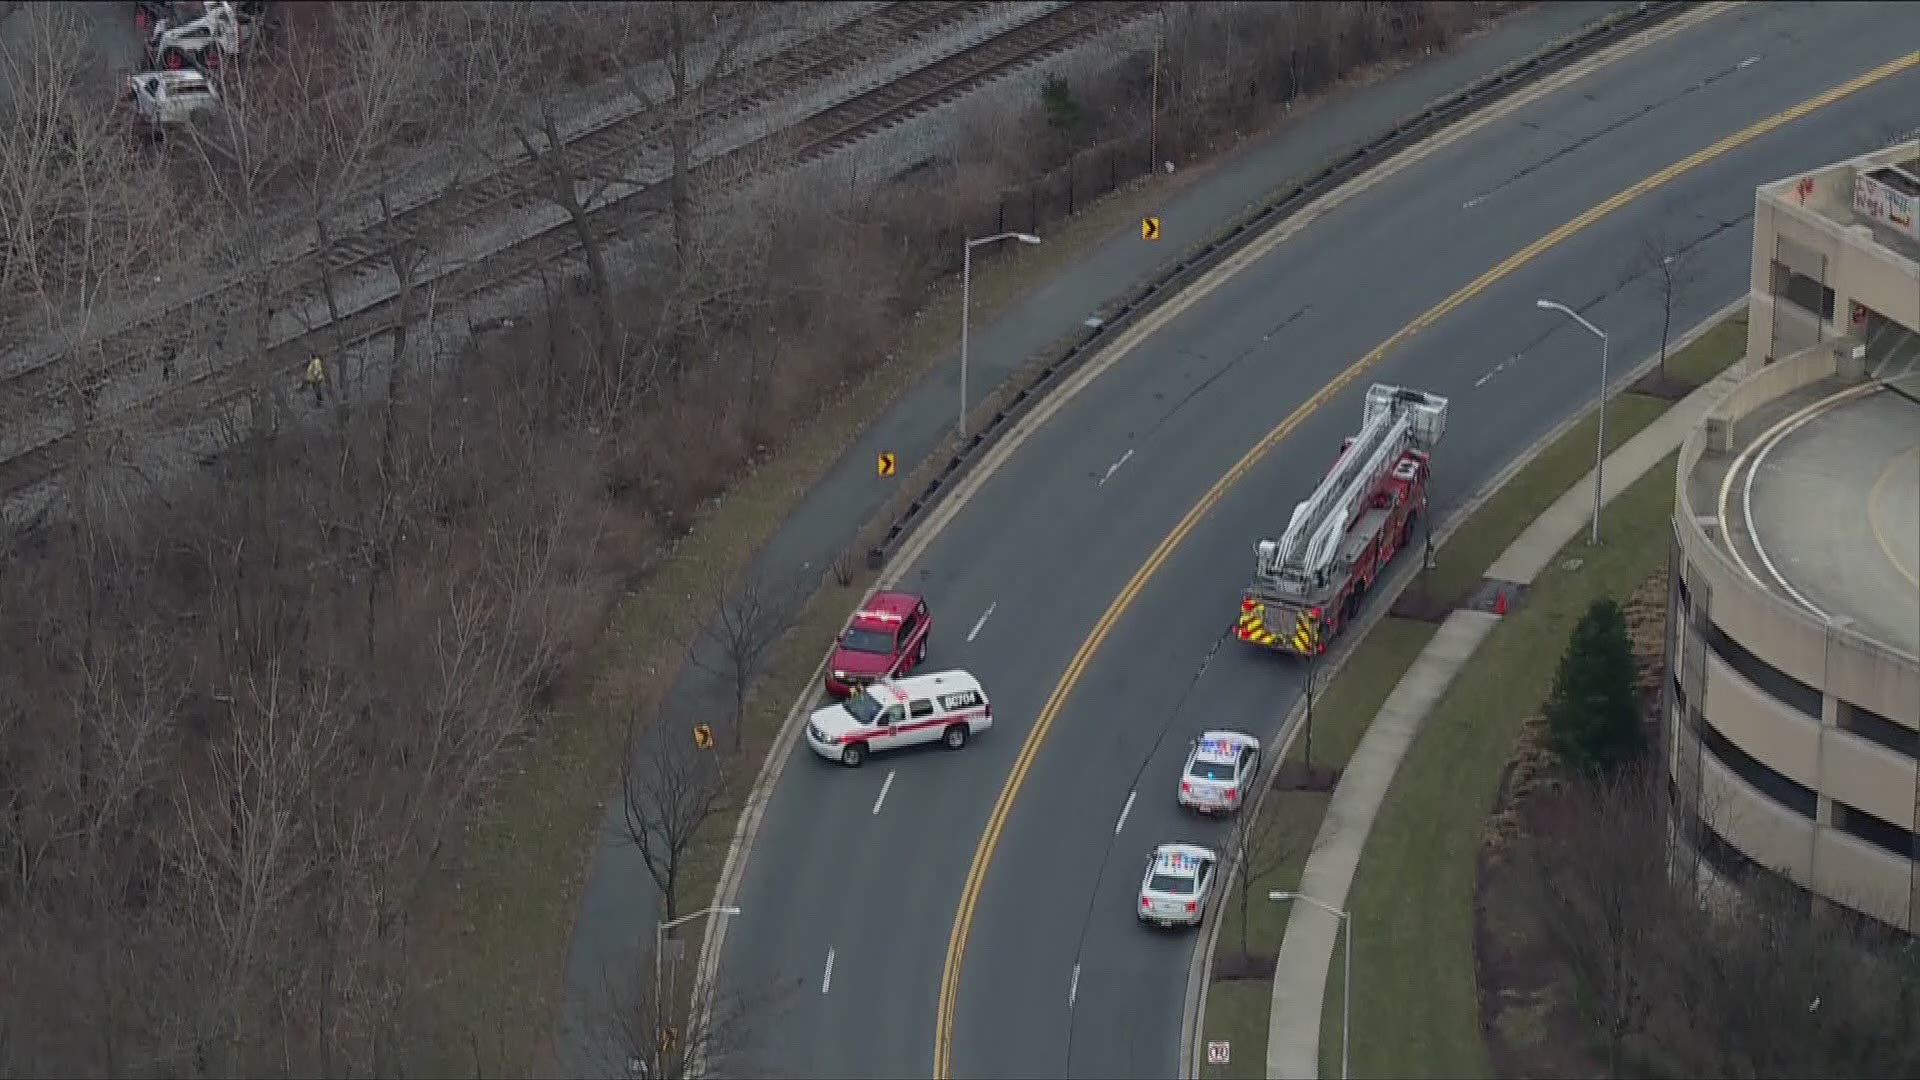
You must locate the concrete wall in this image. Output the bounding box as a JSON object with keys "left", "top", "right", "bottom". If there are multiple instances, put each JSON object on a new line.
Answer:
{"left": 1747, "top": 140, "right": 1920, "bottom": 367}
{"left": 1669, "top": 337, "right": 1920, "bottom": 934}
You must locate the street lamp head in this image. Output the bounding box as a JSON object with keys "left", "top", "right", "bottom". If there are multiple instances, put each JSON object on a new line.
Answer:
{"left": 1534, "top": 298, "right": 1557, "bottom": 311}
{"left": 1015, "top": 233, "right": 1042, "bottom": 245}
{"left": 1269, "top": 891, "right": 1294, "bottom": 901}
{"left": 718, "top": 906, "right": 742, "bottom": 916}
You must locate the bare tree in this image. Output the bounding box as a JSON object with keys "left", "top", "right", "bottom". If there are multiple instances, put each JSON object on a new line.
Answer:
{"left": 273, "top": 2, "right": 438, "bottom": 405}
{"left": 611, "top": 2, "right": 776, "bottom": 273}
{"left": 597, "top": 937, "right": 781, "bottom": 1080}
{"left": 690, "top": 572, "right": 799, "bottom": 754}
{"left": 1525, "top": 760, "right": 1673, "bottom": 1077}
{"left": 620, "top": 707, "right": 728, "bottom": 923}
{"left": 1223, "top": 789, "right": 1302, "bottom": 967}
{"left": 1635, "top": 227, "right": 1698, "bottom": 383}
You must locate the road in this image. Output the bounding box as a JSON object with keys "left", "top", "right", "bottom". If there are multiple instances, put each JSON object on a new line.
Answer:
{"left": 557, "top": 3, "right": 1635, "bottom": 1075}
{"left": 0, "top": 1, "right": 143, "bottom": 108}
{"left": 710, "top": 3, "right": 1920, "bottom": 1078}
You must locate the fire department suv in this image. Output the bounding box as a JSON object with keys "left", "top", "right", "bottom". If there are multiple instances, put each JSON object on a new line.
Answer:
{"left": 1137, "top": 843, "right": 1219, "bottom": 928}
{"left": 1177, "top": 731, "right": 1262, "bottom": 815}
{"left": 824, "top": 591, "right": 932, "bottom": 698}
{"left": 804, "top": 671, "right": 990, "bottom": 768}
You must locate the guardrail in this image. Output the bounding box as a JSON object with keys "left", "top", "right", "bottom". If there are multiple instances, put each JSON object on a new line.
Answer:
{"left": 864, "top": 0, "right": 1688, "bottom": 570}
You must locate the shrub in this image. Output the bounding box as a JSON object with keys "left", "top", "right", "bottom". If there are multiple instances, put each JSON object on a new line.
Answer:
{"left": 1544, "top": 597, "right": 1644, "bottom": 776}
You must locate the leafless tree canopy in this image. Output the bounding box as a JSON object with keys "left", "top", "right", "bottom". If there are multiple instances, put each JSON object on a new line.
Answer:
{"left": 593, "top": 935, "right": 788, "bottom": 1080}
{"left": 1224, "top": 786, "right": 1303, "bottom": 967}
{"left": 621, "top": 707, "right": 729, "bottom": 924}
{"left": 689, "top": 572, "right": 802, "bottom": 753}
{"left": 1634, "top": 225, "right": 1699, "bottom": 378}
{"left": 0, "top": 344, "right": 604, "bottom": 1073}
{"left": 1525, "top": 761, "right": 1920, "bottom": 1078}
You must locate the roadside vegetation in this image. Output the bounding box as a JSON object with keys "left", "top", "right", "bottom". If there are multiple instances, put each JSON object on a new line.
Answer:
{"left": 1479, "top": 636, "right": 1920, "bottom": 1077}
{"left": 1198, "top": 308, "right": 1748, "bottom": 1080}
{"left": 0, "top": 2, "right": 1518, "bottom": 1074}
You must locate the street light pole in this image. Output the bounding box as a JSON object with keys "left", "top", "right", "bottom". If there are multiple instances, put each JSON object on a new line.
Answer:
{"left": 960, "top": 232, "right": 1043, "bottom": 439}
{"left": 653, "top": 906, "right": 740, "bottom": 1073}
{"left": 1270, "top": 891, "right": 1351, "bottom": 1080}
{"left": 1534, "top": 298, "right": 1610, "bottom": 546}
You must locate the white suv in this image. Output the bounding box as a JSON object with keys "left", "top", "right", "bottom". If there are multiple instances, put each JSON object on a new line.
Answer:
{"left": 804, "top": 670, "right": 991, "bottom": 768}
{"left": 125, "top": 70, "right": 221, "bottom": 129}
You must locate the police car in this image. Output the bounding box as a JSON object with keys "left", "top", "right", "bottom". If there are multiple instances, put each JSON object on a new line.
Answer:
{"left": 804, "top": 670, "right": 991, "bottom": 768}
{"left": 1178, "top": 731, "right": 1262, "bottom": 815}
{"left": 1137, "top": 843, "right": 1218, "bottom": 928}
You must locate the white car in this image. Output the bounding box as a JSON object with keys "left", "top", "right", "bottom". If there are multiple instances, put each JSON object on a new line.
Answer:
{"left": 1178, "top": 730, "right": 1262, "bottom": 814}
{"left": 1137, "top": 843, "right": 1218, "bottom": 928}
{"left": 804, "top": 670, "right": 991, "bottom": 768}
{"left": 124, "top": 70, "right": 221, "bottom": 128}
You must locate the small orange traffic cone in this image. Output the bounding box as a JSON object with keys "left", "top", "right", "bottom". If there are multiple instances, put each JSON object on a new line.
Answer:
{"left": 1494, "top": 590, "right": 1508, "bottom": 616}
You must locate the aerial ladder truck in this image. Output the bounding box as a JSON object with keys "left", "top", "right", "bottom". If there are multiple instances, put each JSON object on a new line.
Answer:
{"left": 1235, "top": 383, "right": 1448, "bottom": 656}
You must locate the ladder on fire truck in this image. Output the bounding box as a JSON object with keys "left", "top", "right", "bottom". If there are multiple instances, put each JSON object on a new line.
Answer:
{"left": 1255, "top": 385, "right": 1447, "bottom": 599}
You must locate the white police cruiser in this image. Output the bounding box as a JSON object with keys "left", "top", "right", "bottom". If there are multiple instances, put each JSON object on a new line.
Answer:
{"left": 804, "top": 670, "right": 991, "bottom": 768}
{"left": 1177, "top": 730, "right": 1262, "bottom": 815}
{"left": 1137, "top": 842, "right": 1218, "bottom": 928}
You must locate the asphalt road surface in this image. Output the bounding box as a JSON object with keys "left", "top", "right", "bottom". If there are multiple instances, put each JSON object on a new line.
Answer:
{"left": 0, "top": 1, "right": 144, "bottom": 109}
{"left": 716, "top": 3, "right": 1920, "bottom": 1079}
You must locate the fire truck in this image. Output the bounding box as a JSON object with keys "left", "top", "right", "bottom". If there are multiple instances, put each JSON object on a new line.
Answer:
{"left": 1235, "top": 383, "right": 1447, "bottom": 656}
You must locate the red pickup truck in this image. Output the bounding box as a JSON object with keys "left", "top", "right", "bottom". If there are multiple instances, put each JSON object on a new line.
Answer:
{"left": 824, "top": 591, "right": 932, "bottom": 698}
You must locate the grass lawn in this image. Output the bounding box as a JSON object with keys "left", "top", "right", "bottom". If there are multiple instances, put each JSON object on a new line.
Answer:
{"left": 1198, "top": 310, "right": 1746, "bottom": 1079}
{"left": 1329, "top": 453, "right": 1680, "bottom": 1079}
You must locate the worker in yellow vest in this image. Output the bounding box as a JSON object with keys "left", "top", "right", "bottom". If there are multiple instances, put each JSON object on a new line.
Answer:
{"left": 304, "top": 354, "right": 326, "bottom": 406}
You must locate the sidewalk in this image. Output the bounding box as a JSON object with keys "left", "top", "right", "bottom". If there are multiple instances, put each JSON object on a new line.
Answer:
{"left": 1263, "top": 363, "right": 1744, "bottom": 1079}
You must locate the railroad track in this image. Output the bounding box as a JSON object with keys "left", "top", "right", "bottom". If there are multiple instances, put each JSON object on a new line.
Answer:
{"left": 272, "top": 0, "right": 997, "bottom": 301}
{"left": 0, "top": 1, "right": 987, "bottom": 394}
{"left": 0, "top": 0, "right": 1158, "bottom": 513}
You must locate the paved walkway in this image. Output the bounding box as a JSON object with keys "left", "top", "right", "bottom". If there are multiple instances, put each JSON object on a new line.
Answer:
{"left": 1264, "top": 362, "right": 1745, "bottom": 1079}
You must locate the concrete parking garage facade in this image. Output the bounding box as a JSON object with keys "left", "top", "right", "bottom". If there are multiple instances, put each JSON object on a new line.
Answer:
{"left": 1665, "top": 140, "right": 1920, "bottom": 934}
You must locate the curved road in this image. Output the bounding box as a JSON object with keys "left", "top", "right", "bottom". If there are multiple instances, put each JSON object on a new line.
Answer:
{"left": 716, "top": 4, "right": 1920, "bottom": 1077}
